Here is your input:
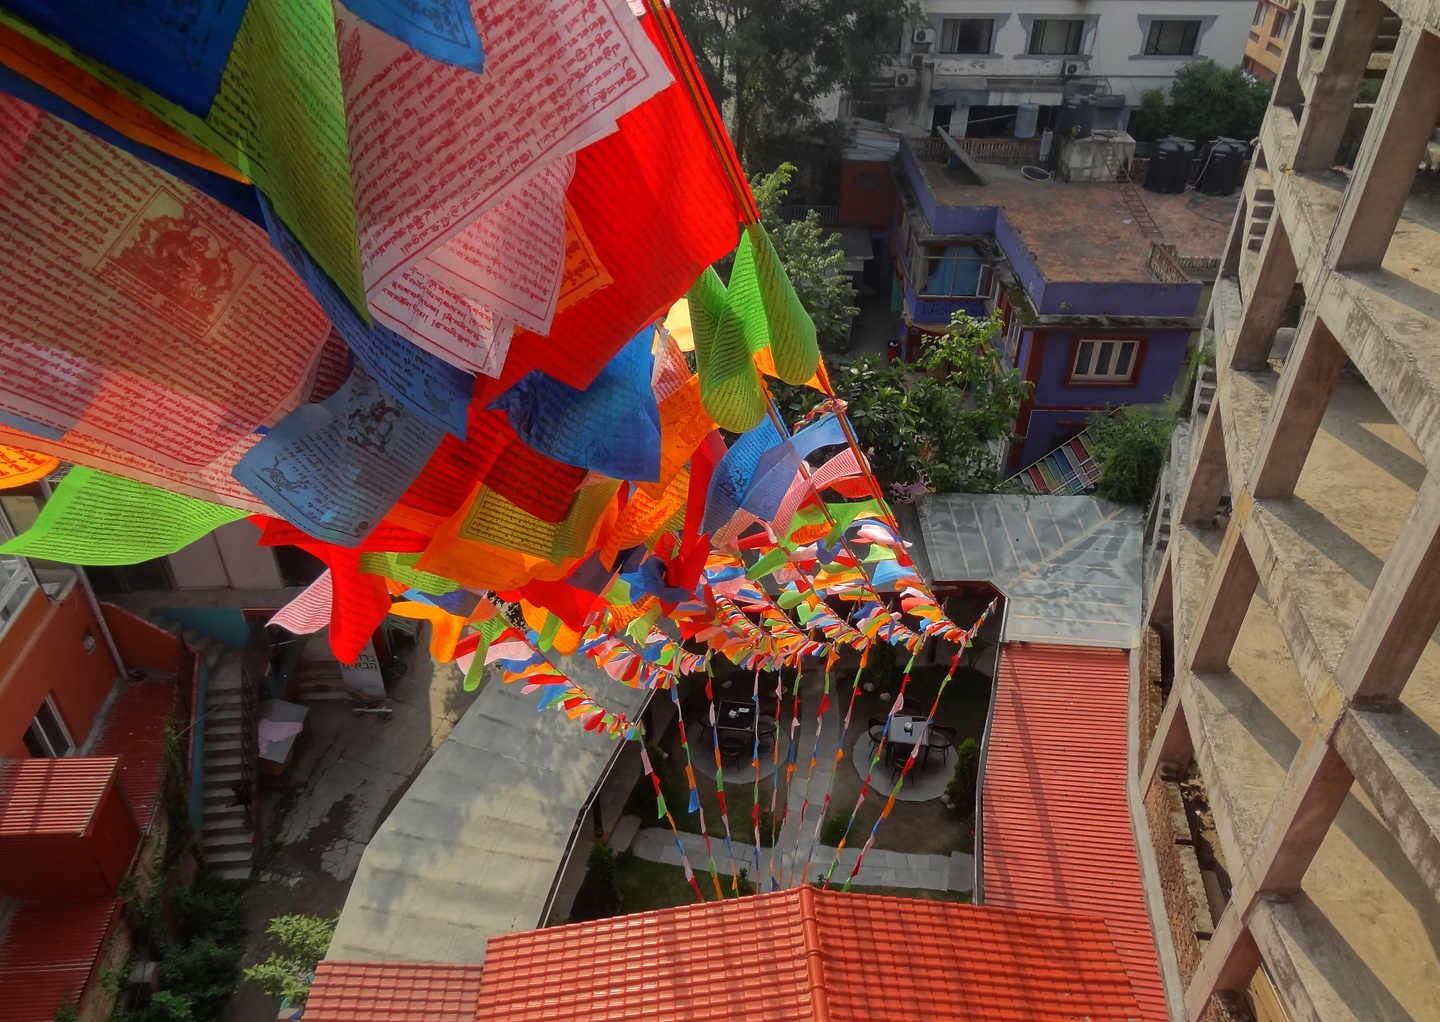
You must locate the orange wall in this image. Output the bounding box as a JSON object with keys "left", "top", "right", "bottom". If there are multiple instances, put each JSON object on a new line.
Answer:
{"left": 101, "top": 604, "right": 183, "bottom": 672}
{"left": 0, "top": 588, "right": 121, "bottom": 758}
{"left": 838, "top": 160, "right": 897, "bottom": 229}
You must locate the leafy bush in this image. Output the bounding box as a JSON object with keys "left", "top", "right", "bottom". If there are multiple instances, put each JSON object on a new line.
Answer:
{"left": 570, "top": 844, "right": 622, "bottom": 922}
{"left": 735, "top": 867, "right": 755, "bottom": 897}
{"left": 819, "top": 811, "right": 849, "bottom": 847}
{"left": 241, "top": 915, "right": 335, "bottom": 1007}
{"left": 756, "top": 809, "right": 779, "bottom": 848}
{"left": 1089, "top": 408, "right": 1175, "bottom": 507}
{"left": 162, "top": 938, "right": 242, "bottom": 1020}
{"left": 140, "top": 991, "right": 195, "bottom": 1022}
{"left": 944, "top": 738, "right": 982, "bottom": 814}
{"left": 173, "top": 876, "right": 247, "bottom": 947}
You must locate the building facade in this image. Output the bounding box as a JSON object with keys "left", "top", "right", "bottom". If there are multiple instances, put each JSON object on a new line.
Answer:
{"left": 1140, "top": 1, "right": 1440, "bottom": 1019}
{"left": 1242, "top": 0, "right": 1299, "bottom": 78}
{"left": 893, "top": 135, "right": 1232, "bottom": 470}
{"left": 854, "top": 1, "right": 1255, "bottom": 139}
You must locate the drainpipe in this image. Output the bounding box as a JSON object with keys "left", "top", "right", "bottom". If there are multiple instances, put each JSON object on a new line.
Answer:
{"left": 38, "top": 477, "right": 125, "bottom": 678}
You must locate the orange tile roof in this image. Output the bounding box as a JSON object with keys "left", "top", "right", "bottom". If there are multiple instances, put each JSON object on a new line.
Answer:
{"left": 0, "top": 897, "right": 121, "bottom": 1022}
{"left": 0, "top": 757, "right": 118, "bottom": 835}
{"left": 304, "top": 962, "right": 486, "bottom": 1022}
{"left": 473, "top": 887, "right": 1144, "bottom": 1022}
{"left": 981, "top": 643, "right": 1165, "bottom": 1021}
{"left": 91, "top": 679, "right": 177, "bottom": 831}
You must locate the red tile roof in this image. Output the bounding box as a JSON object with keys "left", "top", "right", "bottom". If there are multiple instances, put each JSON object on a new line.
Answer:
{"left": 0, "top": 758, "right": 118, "bottom": 835}
{"left": 305, "top": 962, "right": 486, "bottom": 1022}
{"left": 0, "top": 898, "right": 121, "bottom": 1022}
{"left": 981, "top": 643, "right": 1165, "bottom": 1021}
{"left": 92, "top": 679, "right": 177, "bottom": 831}
{"left": 469, "top": 888, "right": 1143, "bottom": 1022}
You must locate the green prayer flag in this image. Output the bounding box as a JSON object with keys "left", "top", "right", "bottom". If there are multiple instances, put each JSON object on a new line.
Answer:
{"left": 655, "top": 793, "right": 668, "bottom": 819}
{"left": 359, "top": 552, "right": 459, "bottom": 595}
{"left": 0, "top": 466, "right": 246, "bottom": 565}
{"left": 689, "top": 266, "right": 765, "bottom": 432}
{"left": 734, "top": 223, "right": 820, "bottom": 385}
{"left": 462, "top": 649, "right": 487, "bottom": 692}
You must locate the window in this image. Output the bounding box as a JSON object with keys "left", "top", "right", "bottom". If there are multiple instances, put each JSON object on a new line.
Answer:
{"left": 939, "top": 18, "right": 993, "bottom": 54}
{"left": 1252, "top": 2, "right": 1267, "bottom": 27}
{"left": 24, "top": 695, "right": 73, "bottom": 757}
{"left": 1072, "top": 339, "right": 1140, "bottom": 382}
{"left": 920, "top": 245, "right": 994, "bottom": 298}
{"left": 1145, "top": 20, "right": 1201, "bottom": 56}
{"left": 1275, "top": 12, "right": 1293, "bottom": 39}
{"left": 1029, "top": 19, "right": 1084, "bottom": 55}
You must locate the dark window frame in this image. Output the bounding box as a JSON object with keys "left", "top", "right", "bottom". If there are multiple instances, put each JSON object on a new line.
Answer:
{"left": 1029, "top": 19, "right": 1085, "bottom": 55}
{"left": 939, "top": 17, "right": 995, "bottom": 55}
{"left": 1145, "top": 20, "right": 1201, "bottom": 56}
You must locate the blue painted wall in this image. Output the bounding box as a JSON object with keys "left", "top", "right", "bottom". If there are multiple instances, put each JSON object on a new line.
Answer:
{"left": 156, "top": 606, "right": 251, "bottom": 648}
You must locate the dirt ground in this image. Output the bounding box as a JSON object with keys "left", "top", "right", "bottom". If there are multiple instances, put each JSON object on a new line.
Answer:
{"left": 221, "top": 640, "right": 478, "bottom": 1022}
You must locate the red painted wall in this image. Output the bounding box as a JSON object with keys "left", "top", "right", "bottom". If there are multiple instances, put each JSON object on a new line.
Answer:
{"left": 839, "top": 160, "right": 896, "bottom": 229}
{"left": 0, "top": 588, "right": 120, "bottom": 758}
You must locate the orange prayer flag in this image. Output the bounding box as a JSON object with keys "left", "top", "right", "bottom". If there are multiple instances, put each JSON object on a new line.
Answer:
{"left": 0, "top": 444, "right": 58, "bottom": 489}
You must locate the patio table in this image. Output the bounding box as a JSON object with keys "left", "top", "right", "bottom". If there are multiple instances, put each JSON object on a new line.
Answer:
{"left": 885, "top": 715, "right": 933, "bottom": 772}
{"left": 715, "top": 699, "right": 757, "bottom": 735}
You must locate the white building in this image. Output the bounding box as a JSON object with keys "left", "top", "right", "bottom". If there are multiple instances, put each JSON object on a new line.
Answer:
{"left": 849, "top": 1, "right": 1255, "bottom": 138}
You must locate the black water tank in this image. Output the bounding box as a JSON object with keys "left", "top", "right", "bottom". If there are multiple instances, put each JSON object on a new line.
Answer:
{"left": 1143, "top": 136, "right": 1194, "bottom": 194}
{"left": 1057, "top": 95, "right": 1097, "bottom": 139}
{"left": 1197, "top": 137, "right": 1246, "bottom": 196}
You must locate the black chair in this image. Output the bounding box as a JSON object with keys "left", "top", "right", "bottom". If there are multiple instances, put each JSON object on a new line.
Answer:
{"left": 927, "top": 724, "right": 960, "bottom": 767}
{"left": 756, "top": 715, "right": 778, "bottom": 751}
{"left": 718, "top": 730, "right": 750, "bottom": 766}
{"left": 867, "top": 717, "right": 887, "bottom": 755}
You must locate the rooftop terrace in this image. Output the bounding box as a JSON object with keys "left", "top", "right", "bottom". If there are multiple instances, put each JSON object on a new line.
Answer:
{"left": 905, "top": 144, "right": 1238, "bottom": 285}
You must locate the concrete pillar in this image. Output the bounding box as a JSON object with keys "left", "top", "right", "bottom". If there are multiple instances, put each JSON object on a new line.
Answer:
{"left": 1335, "top": 472, "right": 1440, "bottom": 702}
{"left": 1291, "top": 0, "right": 1388, "bottom": 171}
{"left": 1248, "top": 312, "right": 1348, "bottom": 499}
{"left": 1184, "top": 902, "right": 1262, "bottom": 1020}
{"left": 1222, "top": 196, "right": 1247, "bottom": 278}
{"left": 1272, "top": 5, "right": 1306, "bottom": 111}
{"left": 1332, "top": 26, "right": 1440, "bottom": 270}
{"left": 1188, "top": 526, "right": 1259, "bottom": 674}
{"left": 1232, "top": 219, "right": 1297, "bottom": 371}
{"left": 1150, "top": 556, "right": 1174, "bottom": 626}
{"left": 1140, "top": 692, "right": 1192, "bottom": 787}
{"left": 1180, "top": 405, "right": 1228, "bottom": 525}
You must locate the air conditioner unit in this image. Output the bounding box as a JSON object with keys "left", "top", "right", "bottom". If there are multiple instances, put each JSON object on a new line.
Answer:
{"left": 1064, "top": 61, "right": 1085, "bottom": 76}
{"left": 894, "top": 70, "right": 916, "bottom": 88}
{"left": 913, "top": 26, "right": 936, "bottom": 44}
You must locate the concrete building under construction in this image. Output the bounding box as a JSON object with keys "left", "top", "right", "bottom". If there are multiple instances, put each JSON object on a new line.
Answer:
{"left": 1139, "top": 0, "right": 1440, "bottom": 1019}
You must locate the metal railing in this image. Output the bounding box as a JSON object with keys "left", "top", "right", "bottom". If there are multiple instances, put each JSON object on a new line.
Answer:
{"left": 236, "top": 619, "right": 271, "bottom": 824}
{"left": 774, "top": 204, "right": 839, "bottom": 225}
{"left": 905, "top": 134, "right": 1043, "bottom": 167}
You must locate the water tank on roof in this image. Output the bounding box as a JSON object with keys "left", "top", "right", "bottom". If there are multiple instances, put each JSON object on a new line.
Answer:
{"left": 1056, "top": 96, "right": 1097, "bottom": 139}
{"left": 1143, "top": 136, "right": 1194, "bottom": 194}
{"left": 1014, "top": 102, "right": 1040, "bottom": 139}
{"left": 1197, "top": 137, "right": 1247, "bottom": 197}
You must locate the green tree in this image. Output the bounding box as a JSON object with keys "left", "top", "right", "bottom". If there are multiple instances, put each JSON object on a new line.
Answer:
{"left": 751, "top": 163, "right": 858, "bottom": 347}
{"left": 774, "top": 311, "right": 1030, "bottom": 495}
{"left": 571, "top": 844, "right": 622, "bottom": 921}
{"left": 944, "top": 737, "right": 981, "bottom": 814}
{"left": 1088, "top": 407, "right": 1175, "bottom": 507}
{"left": 241, "top": 914, "right": 336, "bottom": 1006}
{"left": 673, "top": 0, "right": 917, "bottom": 167}
{"left": 1135, "top": 60, "right": 1273, "bottom": 143}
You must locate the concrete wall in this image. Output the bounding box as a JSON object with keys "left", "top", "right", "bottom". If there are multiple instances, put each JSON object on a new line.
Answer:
{"left": 168, "top": 520, "right": 282, "bottom": 590}
{"left": 0, "top": 587, "right": 122, "bottom": 758}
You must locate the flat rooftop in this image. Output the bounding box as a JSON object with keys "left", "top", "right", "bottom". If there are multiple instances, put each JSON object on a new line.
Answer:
{"left": 913, "top": 158, "right": 1238, "bottom": 284}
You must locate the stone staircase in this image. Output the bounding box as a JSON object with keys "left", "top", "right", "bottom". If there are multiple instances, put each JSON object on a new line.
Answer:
{"left": 152, "top": 615, "right": 257, "bottom": 882}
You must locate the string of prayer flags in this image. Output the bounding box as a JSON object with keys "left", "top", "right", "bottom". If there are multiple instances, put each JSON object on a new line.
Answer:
{"left": 0, "top": 466, "right": 248, "bottom": 565}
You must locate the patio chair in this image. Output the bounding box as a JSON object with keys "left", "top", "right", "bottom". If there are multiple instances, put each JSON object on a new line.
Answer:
{"left": 867, "top": 718, "right": 887, "bottom": 755}
{"left": 757, "top": 715, "right": 778, "bottom": 751}
{"left": 718, "top": 730, "right": 750, "bottom": 766}
{"left": 927, "top": 724, "right": 960, "bottom": 767}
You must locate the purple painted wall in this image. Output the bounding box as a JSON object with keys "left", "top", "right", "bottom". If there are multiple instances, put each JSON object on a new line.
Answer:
{"left": 904, "top": 277, "right": 991, "bottom": 325}
{"left": 1010, "top": 326, "right": 1190, "bottom": 466}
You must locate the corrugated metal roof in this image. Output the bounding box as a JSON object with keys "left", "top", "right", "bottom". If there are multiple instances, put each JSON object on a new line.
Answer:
{"left": 915, "top": 494, "right": 1142, "bottom": 648}
{"left": 0, "top": 897, "right": 121, "bottom": 1022}
{"left": 305, "top": 962, "right": 485, "bottom": 1022}
{"left": 328, "top": 652, "right": 648, "bottom": 964}
{"left": 473, "top": 888, "right": 1143, "bottom": 1022}
{"left": 0, "top": 758, "right": 118, "bottom": 836}
{"left": 981, "top": 642, "right": 1165, "bottom": 1022}
{"left": 91, "top": 679, "right": 177, "bottom": 831}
